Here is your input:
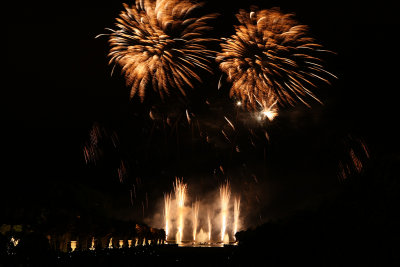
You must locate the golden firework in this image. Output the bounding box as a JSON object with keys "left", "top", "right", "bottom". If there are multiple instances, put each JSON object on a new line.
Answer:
{"left": 106, "top": 0, "right": 217, "bottom": 100}
{"left": 217, "top": 7, "right": 336, "bottom": 110}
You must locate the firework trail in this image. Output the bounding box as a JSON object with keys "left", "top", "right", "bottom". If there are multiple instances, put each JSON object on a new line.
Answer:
{"left": 233, "top": 196, "right": 240, "bottom": 238}
{"left": 117, "top": 160, "right": 127, "bottom": 183}
{"left": 174, "top": 177, "right": 187, "bottom": 244}
{"left": 103, "top": 0, "right": 218, "bottom": 100}
{"left": 164, "top": 192, "right": 172, "bottom": 240}
{"left": 219, "top": 180, "right": 231, "bottom": 242}
{"left": 338, "top": 136, "right": 370, "bottom": 180}
{"left": 217, "top": 7, "right": 336, "bottom": 111}
{"left": 192, "top": 200, "right": 200, "bottom": 241}
{"left": 83, "top": 123, "right": 104, "bottom": 164}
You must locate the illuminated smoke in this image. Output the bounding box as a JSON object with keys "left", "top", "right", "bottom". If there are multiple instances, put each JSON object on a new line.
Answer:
{"left": 192, "top": 201, "right": 200, "bottom": 241}
{"left": 219, "top": 180, "right": 231, "bottom": 242}
{"left": 233, "top": 196, "right": 241, "bottom": 238}
{"left": 164, "top": 192, "right": 172, "bottom": 240}
{"left": 174, "top": 177, "right": 187, "bottom": 244}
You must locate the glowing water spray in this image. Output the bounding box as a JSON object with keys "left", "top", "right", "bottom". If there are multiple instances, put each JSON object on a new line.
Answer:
{"left": 192, "top": 201, "right": 200, "bottom": 241}
{"left": 220, "top": 180, "right": 231, "bottom": 242}
{"left": 233, "top": 196, "right": 241, "bottom": 238}
{"left": 174, "top": 177, "right": 187, "bottom": 244}
{"left": 164, "top": 193, "right": 172, "bottom": 240}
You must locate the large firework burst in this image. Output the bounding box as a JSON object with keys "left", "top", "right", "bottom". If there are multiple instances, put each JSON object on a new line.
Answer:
{"left": 105, "top": 0, "right": 217, "bottom": 100}
{"left": 217, "top": 7, "right": 336, "bottom": 110}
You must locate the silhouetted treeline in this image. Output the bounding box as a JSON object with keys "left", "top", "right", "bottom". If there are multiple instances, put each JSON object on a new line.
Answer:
{"left": 233, "top": 157, "right": 400, "bottom": 266}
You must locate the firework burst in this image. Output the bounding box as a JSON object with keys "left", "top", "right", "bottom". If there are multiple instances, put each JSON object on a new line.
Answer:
{"left": 217, "top": 7, "right": 336, "bottom": 111}
{"left": 104, "top": 0, "right": 218, "bottom": 100}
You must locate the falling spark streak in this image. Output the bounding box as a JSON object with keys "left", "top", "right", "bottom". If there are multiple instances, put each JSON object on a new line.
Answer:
{"left": 164, "top": 193, "right": 172, "bottom": 240}
{"left": 186, "top": 109, "right": 191, "bottom": 125}
{"left": 218, "top": 74, "right": 223, "bottom": 89}
{"left": 224, "top": 116, "right": 235, "bottom": 130}
{"left": 221, "top": 130, "right": 230, "bottom": 142}
{"left": 192, "top": 201, "right": 200, "bottom": 241}
{"left": 220, "top": 180, "right": 231, "bottom": 242}
{"left": 174, "top": 177, "right": 187, "bottom": 244}
{"left": 233, "top": 196, "right": 241, "bottom": 238}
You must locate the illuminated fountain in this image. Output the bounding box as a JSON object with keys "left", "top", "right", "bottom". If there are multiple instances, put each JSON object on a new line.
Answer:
{"left": 108, "top": 238, "right": 113, "bottom": 249}
{"left": 119, "top": 240, "right": 124, "bottom": 248}
{"left": 220, "top": 180, "right": 231, "bottom": 243}
{"left": 128, "top": 239, "right": 132, "bottom": 248}
{"left": 174, "top": 178, "right": 187, "bottom": 244}
{"left": 164, "top": 193, "right": 172, "bottom": 241}
{"left": 192, "top": 201, "right": 200, "bottom": 241}
{"left": 160, "top": 178, "right": 241, "bottom": 246}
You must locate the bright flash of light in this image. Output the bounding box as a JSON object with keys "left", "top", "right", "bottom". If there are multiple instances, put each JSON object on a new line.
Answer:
{"left": 174, "top": 177, "right": 187, "bottom": 244}
{"left": 104, "top": 0, "right": 218, "bottom": 100}
{"left": 261, "top": 100, "right": 278, "bottom": 121}
{"left": 216, "top": 7, "right": 336, "bottom": 110}
{"left": 233, "top": 196, "right": 241, "bottom": 238}
{"left": 220, "top": 180, "right": 231, "bottom": 242}
{"left": 192, "top": 201, "right": 200, "bottom": 241}
{"left": 164, "top": 192, "right": 172, "bottom": 240}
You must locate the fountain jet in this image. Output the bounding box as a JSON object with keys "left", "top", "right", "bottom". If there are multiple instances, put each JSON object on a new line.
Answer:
{"left": 192, "top": 201, "right": 200, "bottom": 241}
{"left": 174, "top": 177, "right": 187, "bottom": 244}
{"left": 233, "top": 196, "right": 241, "bottom": 238}
{"left": 207, "top": 210, "right": 212, "bottom": 242}
{"left": 219, "top": 180, "right": 231, "bottom": 242}
{"left": 164, "top": 192, "right": 172, "bottom": 240}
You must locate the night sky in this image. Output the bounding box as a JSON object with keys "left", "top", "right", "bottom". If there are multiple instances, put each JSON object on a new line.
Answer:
{"left": 3, "top": 0, "right": 400, "bottom": 227}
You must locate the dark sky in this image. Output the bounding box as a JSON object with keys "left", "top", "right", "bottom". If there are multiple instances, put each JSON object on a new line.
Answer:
{"left": 3, "top": 0, "right": 400, "bottom": 225}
